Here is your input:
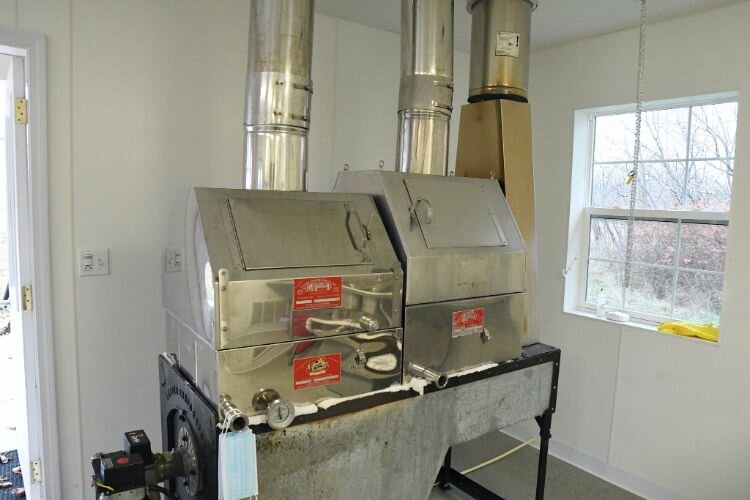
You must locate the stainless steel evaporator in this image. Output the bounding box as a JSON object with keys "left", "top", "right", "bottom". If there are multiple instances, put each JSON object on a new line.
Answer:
{"left": 163, "top": 0, "right": 405, "bottom": 438}
{"left": 163, "top": 0, "right": 536, "bottom": 441}
{"left": 98, "top": 1, "right": 541, "bottom": 498}
{"left": 336, "top": 0, "right": 535, "bottom": 387}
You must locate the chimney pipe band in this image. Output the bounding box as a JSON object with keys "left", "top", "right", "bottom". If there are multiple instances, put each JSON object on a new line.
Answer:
{"left": 466, "top": 0, "right": 537, "bottom": 11}
{"left": 246, "top": 72, "right": 313, "bottom": 131}
{"left": 398, "top": 74, "right": 453, "bottom": 116}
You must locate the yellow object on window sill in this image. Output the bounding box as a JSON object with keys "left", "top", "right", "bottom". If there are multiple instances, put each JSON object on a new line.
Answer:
{"left": 657, "top": 321, "right": 719, "bottom": 343}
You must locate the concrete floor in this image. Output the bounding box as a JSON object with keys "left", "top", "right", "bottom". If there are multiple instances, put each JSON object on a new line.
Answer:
{"left": 429, "top": 432, "right": 641, "bottom": 500}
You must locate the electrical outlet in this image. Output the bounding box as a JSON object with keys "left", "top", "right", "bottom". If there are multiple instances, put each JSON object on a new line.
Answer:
{"left": 79, "top": 249, "right": 109, "bottom": 277}
{"left": 165, "top": 248, "right": 183, "bottom": 273}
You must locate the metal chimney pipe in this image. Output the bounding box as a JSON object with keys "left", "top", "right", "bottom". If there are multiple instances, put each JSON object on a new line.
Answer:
{"left": 244, "top": 0, "right": 314, "bottom": 191}
{"left": 466, "top": 0, "right": 536, "bottom": 102}
{"left": 397, "top": 0, "right": 454, "bottom": 176}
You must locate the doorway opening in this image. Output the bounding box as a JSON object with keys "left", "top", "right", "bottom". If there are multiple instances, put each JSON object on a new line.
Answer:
{"left": 0, "top": 51, "right": 26, "bottom": 498}
{"left": 0, "top": 30, "right": 60, "bottom": 498}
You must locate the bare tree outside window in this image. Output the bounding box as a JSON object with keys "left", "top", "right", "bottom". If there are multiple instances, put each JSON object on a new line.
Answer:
{"left": 583, "top": 99, "right": 737, "bottom": 324}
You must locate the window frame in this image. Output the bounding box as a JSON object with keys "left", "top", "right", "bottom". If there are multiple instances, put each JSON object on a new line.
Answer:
{"left": 567, "top": 93, "right": 737, "bottom": 326}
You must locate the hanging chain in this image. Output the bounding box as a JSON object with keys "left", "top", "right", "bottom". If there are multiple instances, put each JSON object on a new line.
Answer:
{"left": 624, "top": 0, "right": 648, "bottom": 290}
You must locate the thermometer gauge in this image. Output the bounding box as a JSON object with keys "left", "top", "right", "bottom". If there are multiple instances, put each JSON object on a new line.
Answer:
{"left": 267, "top": 398, "right": 295, "bottom": 430}
{"left": 253, "top": 388, "right": 296, "bottom": 430}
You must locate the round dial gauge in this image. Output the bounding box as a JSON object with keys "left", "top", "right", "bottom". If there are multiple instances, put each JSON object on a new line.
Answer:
{"left": 267, "top": 399, "right": 295, "bottom": 430}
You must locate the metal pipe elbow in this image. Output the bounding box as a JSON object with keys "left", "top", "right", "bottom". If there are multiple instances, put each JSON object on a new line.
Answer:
{"left": 409, "top": 363, "right": 449, "bottom": 388}
{"left": 219, "top": 394, "right": 249, "bottom": 432}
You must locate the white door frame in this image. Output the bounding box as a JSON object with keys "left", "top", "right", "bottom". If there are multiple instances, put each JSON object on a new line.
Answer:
{"left": 0, "top": 28, "right": 60, "bottom": 499}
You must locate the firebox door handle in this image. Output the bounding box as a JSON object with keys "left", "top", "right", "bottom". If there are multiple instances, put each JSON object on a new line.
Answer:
{"left": 410, "top": 198, "right": 433, "bottom": 225}
{"left": 481, "top": 328, "right": 492, "bottom": 344}
{"left": 345, "top": 208, "right": 367, "bottom": 250}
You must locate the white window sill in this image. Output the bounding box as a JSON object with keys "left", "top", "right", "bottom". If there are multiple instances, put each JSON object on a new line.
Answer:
{"left": 563, "top": 308, "right": 720, "bottom": 347}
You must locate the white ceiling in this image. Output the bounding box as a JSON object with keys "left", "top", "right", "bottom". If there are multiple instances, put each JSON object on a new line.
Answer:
{"left": 315, "top": 0, "right": 748, "bottom": 51}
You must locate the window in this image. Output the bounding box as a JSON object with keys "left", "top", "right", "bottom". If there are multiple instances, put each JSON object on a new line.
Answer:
{"left": 571, "top": 96, "right": 738, "bottom": 325}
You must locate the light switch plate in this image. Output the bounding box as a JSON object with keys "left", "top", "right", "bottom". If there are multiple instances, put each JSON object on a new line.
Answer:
{"left": 79, "top": 249, "right": 109, "bottom": 277}
{"left": 165, "top": 248, "right": 183, "bottom": 273}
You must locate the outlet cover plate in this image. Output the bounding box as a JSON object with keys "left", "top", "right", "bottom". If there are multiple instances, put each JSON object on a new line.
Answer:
{"left": 165, "top": 248, "right": 183, "bottom": 273}
{"left": 79, "top": 249, "right": 109, "bottom": 277}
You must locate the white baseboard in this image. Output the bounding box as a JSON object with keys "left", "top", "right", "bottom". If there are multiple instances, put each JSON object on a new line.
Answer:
{"left": 501, "top": 424, "right": 688, "bottom": 500}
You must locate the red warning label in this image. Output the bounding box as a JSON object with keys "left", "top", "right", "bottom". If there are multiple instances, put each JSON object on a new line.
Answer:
{"left": 293, "top": 353, "right": 341, "bottom": 390}
{"left": 293, "top": 276, "right": 343, "bottom": 311}
{"left": 452, "top": 308, "right": 485, "bottom": 338}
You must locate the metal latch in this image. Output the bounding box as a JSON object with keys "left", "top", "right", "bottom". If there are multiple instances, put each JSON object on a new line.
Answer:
{"left": 15, "top": 98, "right": 28, "bottom": 124}
{"left": 345, "top": 207, "right": 367, "bottom": 250}
{"left": 21, "top": 285, "right": 33, "bottom": 311}
{"left": 480, "top": 328, "right": 492, "bottom": 344}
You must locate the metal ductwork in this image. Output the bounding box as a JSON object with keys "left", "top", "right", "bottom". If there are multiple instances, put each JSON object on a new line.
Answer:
{"left": 244, "top": 0, "right": 314, "bottom": 191}
{"left": 396, "top": 0, "right": 454, "bottom": 176}
{"left": 466, "top": 0, "right": 536, "bottom": 102}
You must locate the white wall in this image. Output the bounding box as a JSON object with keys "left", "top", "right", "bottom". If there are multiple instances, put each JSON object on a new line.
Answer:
{"left": 71, "top": 3, "right": 249, "bottom": 498}
{"left": 513, "top": 3, "right": 750, "bottom": 499}
{"left": 0, "top": 3, "right": 469, "bottom": 497}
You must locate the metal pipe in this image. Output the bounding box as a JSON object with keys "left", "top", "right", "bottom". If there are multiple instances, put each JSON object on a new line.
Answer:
{"left": 409, "top": 363, "right": 449, "bottom": 388}
{"left": 244, "top": 0, "right": 314, "bottom": 191}
{"left": 397, "top": 0, "right": 454, "bottom": 176}
{"left": 466, "top": 0, "right": 536, "bottom": 102}
{"left": 219, "top": 394, "right": 249, "bottom": 432}
{"left": 145, "top": 449, "right": 185, "bottom": 486}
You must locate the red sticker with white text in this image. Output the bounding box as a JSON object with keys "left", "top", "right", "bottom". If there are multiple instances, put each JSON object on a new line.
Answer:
{"left": 293, "top": 353, "right": 341, "bottom": 390}
{"left": 293, "top": 276, "right": 343, "bottom": 311}
{"left": 452, "top": 308, "right": 485, "bottom": 338}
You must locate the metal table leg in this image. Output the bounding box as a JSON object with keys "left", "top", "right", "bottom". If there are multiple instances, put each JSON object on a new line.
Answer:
{"left": 437, "top": 446, "right": 505, "bottom": 499}
{"left": 436, "top": 448, "right": 452, "bottom": 490}
{"left": 534, "top": 411, "right": 553, "bottom": 500}
{"left": 434, "top": 351, "right": 560, "bottom": 500}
